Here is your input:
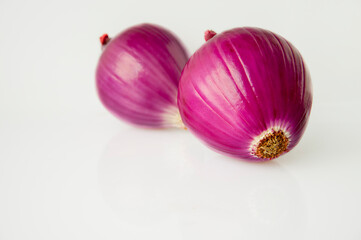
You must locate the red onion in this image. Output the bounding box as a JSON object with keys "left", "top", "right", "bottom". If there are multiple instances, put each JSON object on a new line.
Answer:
{"left": 178, "top": 27, "right": 313, "bottom": 161}
{"left": 96, "top": 24, "right": 188, "bottom": 128}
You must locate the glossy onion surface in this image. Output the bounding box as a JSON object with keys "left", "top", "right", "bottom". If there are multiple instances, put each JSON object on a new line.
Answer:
{"left": 96, "top": 24, "right": 188, "bottom": 128}
{"left": 178, "top": 27, "right": 312, "bottom": 161}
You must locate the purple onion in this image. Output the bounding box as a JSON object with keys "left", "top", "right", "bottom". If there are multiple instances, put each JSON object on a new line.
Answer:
{"left": 96, "top": 24, "right": 188, "bottom": 128}
{"left": 178, "top": 27, "right": 313, "bottom": 161}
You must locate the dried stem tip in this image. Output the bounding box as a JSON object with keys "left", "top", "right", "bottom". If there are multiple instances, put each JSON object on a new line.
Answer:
{"left": 255, "top": 130, "right": 289, "bottom": 159}
{"left": 204, "top": 30, "right": 217, "bottom": 41}
{"left": 100, "top": 34, "right": 109, "bottom": 45}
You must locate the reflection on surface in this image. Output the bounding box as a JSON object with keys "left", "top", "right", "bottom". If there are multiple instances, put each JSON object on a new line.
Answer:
{"left": 98, "top": 128, "right": 306, "bottom": 239}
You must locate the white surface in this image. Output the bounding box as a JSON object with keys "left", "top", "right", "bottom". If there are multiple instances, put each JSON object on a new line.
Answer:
{"left": 1, "top": 0, "right": 361, "bottom": 239}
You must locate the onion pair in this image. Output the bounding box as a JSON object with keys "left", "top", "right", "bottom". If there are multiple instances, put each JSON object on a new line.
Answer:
{"left": 96, "top": 24, "right": 313, "bottom": 161}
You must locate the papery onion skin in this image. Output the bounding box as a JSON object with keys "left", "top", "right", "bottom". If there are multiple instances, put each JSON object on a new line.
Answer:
{"left": 96, "top": 24, "right": 188, "bottom": 128}
{"left": 177, "top": 27, "right": 312, "bottom": 161}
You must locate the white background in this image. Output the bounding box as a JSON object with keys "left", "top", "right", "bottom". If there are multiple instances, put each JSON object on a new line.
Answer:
{"left": 1, "top": 0, "right": 361, "bottom": 239}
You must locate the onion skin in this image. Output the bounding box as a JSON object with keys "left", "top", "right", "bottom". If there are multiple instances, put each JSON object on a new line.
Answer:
{"left": 96, "top": 24, "right": 188, "bottom": 128}
{"left": 177, "top": 27, "right": 312, "bottom": 161}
